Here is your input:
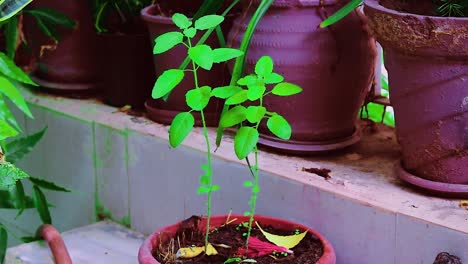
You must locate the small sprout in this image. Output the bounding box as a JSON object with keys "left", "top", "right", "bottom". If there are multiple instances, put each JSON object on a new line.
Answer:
{"left": 294, "top": 229, "right": 300, "bottom": 235}
{"left": 242, "top": 232, "right": 247, "bottom": 237}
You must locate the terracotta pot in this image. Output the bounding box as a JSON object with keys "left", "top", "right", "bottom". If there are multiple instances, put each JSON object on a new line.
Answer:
{"left": 98, "top": 32, "right": 155, "bottom": 109}
{"left": 141, "top": 5, "right": 230, "bottom": 126}
{"left": 228, "top": 0, "right": 377, "bottom": 154}
{"left": 25, "top": 0, "right": 100, "bottom": 91}
{"left": 138, "top": 214, "right": 336, "bottom": 264}
{"left": 364, "top": 0, "right": 468, "bottom": 197}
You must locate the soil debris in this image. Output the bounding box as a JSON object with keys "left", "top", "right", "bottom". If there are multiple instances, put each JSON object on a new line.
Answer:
{"left": 433, "top": 252, "right": 462, "bottom": 264}
{"left": 302, "top": 167, "right": 332, "bottom": 180}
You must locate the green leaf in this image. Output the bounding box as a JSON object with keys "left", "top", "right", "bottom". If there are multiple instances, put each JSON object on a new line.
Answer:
{"left": 188, "top": 44, "right": 213, "bottom": 70}
{"left": 33, "top": 185, "right": 51, "bottom": 224}
{"left": 194, "top": 15, "right": 224, "bottom": 30}
{"left": 10, "top": 180, "right": 25, "bottom": 217}
{"left": 20, "top": 236, "right": 38, "bottom": 243}
{"left": 0, "top": 117, "right": 18, "bottom": 140}
{"left": 197, "top": 186, "right": 210, "bottom": 194}
{"left": 243, "top": 181, "right": 253, "bottom": 187}
{"left": 320, "top": 0, "right": 363, "bottom": 28}
{"left": 212, "top": 48, "right": 244, "bottom": 63}
{"left": 0, "top": 226, "right": 6, "bottom": 264}
{"left": 247, "top": 83, "right": 266, "bottom": 101}
{"left": 225, "top": 90, "right": 248, "bottom": 105}
{"left": 211, "top": 86, "right": 243, "bottom": 99}
{"left": 34, "top": 16, "right": 60, "bottom": 42}
{"left": 271, "top": 82, "right": 302, "bottom": 96}
{"left": 211, "top": 185, "right": 219, "bottom": 191}
{"left": 219, "top": 105, "right": 246, "bottom": 128}
{"left": 246, "top": 106, "right": 266, "bottom": 123}
{"left": 152, "top": 69, "right": 184, "bottom": 99}
{"left": 153, "top": 32, "right": 183, "bottom": 54}
{"left": 255, "top": 56, "right": 274, "bottom": 77}
{"left": 252, "top": 185, "right": 260, "bottom": 193}
{"left": 0, "top": 53, "right": 37, "bottom": 85}
{"left": 0, "top": 76, "right": 32, "bottom": 118}
{"left": 25, "top": 8, "right": 76, "bottom": 28}
{"left": 0, "top": 94, "right": 21, "bottom": 131}
{"left": 237, "top": 75, "right": 257, "bottom": 86}
{"left": 28, "top": 177, "right": 70, "bottom": 192}
{"left": 4, "top": 15, "right": 18, "bottom": 59}
{"left": 0, "top": 162, "right": 29, "bottom": 189}
{"left": 234, "top": 127, "right": 259, "bottom": 159}
{"left": 183, "top": 27, "right": 196, "bottom": 38}
{"left": 264, "top": 73, "right": 284, "bottom": 84}
{"left": 267, "top": 114, "right": 292, "bottom": 140}
{"left": 0, "top": 0, "right": 33, "bottom": 22}
{"left": 169, "top": 112, "right": 194, "bottom": 148}
{"left": 6, "top": 127, "right": 46, "bottom": 164}
{"left": 185, "top": 86, "right": 211, "bottom": 111}
{"left": 199, "top": 175, "right": 209, "bottom": 185}
{"left": 172, "top": 13, "right": 191, "bottom": 29}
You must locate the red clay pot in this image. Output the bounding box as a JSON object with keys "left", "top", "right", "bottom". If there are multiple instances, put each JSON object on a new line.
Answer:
{"left": 364, "top": 0, "right": 468, "bottom": 197}
{"left": 25, "top": 0, "right": 100, "bottom": 91}
{"left": 141, "top": 5, "right": 230, "bottom": 126}
{"left": 228, "top": 0, "right": 377, "bottom": 154}
{"left": 98, "top": 32, "right": 155, "bottom": 109}
{"left": 138, "top": 215, "right": 336, "bottom": 264}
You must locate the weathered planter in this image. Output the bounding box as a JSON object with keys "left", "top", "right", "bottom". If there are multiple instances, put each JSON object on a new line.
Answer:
{"left": 364, "top": 0, "right": 468, "bottom": 196}
{"left": 138, "top": 215, "right": 336, "bottom": 264}
{"left": 25, "top": 0, "right": 100, "bottom": 92}
{"left": 228, "top": 0, "right": 377, "bottom": 154}
{"left": 141, "top": 5, "right": 229, "bottom": 126}
{"left": 98, "top": 32, "right": 155, "bottom": 109}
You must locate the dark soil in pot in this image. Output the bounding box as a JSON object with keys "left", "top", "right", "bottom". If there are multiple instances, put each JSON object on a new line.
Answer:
{"left": 364, "top": 0, "right": 468, "bottom": 196}
{"left": 24, "top": 0, "right": 100, "bottom": 92}
{"left": 139, "top": 215, "right": 336, "bottom": 264}
{"left": 228, "top": 0, "right": 377, "bottom": 154}
{"left": 141, "top": 4, "right": 232, "bottom": 126}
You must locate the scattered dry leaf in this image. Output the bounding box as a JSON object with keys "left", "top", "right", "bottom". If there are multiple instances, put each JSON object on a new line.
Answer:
{"left": 205, "top": 243, "right": 218, "bottom": 256}
{"left": 176, "top": 246, "right": 204, "bottom": 259}
{"left": 256, "top": 222, "right": 307, "bottom": 249}
{"left": 459, "top": 200, "right": 468, "bottom": 210}
{"left": 302, "top": 167, "right": 331, "bottom": 180}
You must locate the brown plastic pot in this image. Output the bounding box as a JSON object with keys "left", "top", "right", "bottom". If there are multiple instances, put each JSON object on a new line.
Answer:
{"left": 98, "top": 32, "right": 155, "bottom": 109}
{"left": 228, "top": 0, "right": 377, "bottom": 154}
{"left": 138, "top": 214, "right": 336, "bottom": 264}
{"left": 25, "top": 0, "right": 100, "bottom": 91}
{"left": 364, "top": 0, "right": 468, "bottom": 197}
{"left": 141, "top": 5, "right": 230, "bottom": 126}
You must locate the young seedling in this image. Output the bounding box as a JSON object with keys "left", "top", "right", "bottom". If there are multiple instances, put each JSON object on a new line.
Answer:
{"left": 151, "top": 13, "right": 243, "bottom": 248}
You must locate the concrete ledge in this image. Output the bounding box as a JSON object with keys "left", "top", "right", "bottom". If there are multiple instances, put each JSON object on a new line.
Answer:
{"left": 9, "top": 86, "right": 468, "bottom": 264}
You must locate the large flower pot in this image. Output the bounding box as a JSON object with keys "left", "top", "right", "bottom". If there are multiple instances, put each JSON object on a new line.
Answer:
{"left": 98, "top": 32, "right": 155, "bottom": 109}
{"left": 141, "top": 5, "right": 230, "bottom": 126}
{"left": 228, "top": 0, "right": 377, "bottom": 154}
{"left": 364, "top": 0, "right": 468, "bottom": 197}
{"left": 138, "top": 215, "right": 336, "bottom": 264}
{"left": 25, "top": 0, "right": 100, "bottom": 92}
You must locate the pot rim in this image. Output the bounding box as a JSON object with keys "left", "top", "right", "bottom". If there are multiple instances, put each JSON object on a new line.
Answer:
{"left": 364, "top": 0, "right": 468, "bottom": 21}
{"left": 141, "top": 5, "right": 180, "bottom": 25}
{"left": 138, "top": 214, "right": 336, "bottom": 264}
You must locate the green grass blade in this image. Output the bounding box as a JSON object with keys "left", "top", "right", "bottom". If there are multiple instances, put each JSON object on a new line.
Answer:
{"left": 320, "top": 0, "right": 362, "bottom": 28}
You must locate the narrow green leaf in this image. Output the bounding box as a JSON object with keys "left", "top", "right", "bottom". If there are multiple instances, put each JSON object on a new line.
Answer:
{"left": 247, "top": 83, "right": 266, "bottom": 101}
{"left": 219, "top": 105, "right": 246, "bottom": 128}
{"left": 34, "top": 16, "right": 60, "bottom": 41}
{"left": 20, "top": 236, "right": 38, "bottom": 243}
{"left": 6, "top": 127, "right": 46, "bottom": 164}
{"left": 0, "top": 118, "right": 18, "bottom": 140}
{"left": 0, "top": 94, "right": 21, "bottom": 131}
{"left": 183, "top": 27, "right": 196, "bottom": 38}
{"left": 255, "top": 56, "right": 274, "bottom": 77}
{"left": 4, "top": 15, "right": 18, "bottom": 59}
{"left": 153, "top": 32, "right": 183, "bottom": 54}
{"left": 234, "top": 127, "right": 259, "bottom": 159}
{"left": 0, "top": 226, "right": 6, "bottom": 264}
{"left": 185, "top": 86, "right": 211, "bottom": 111}
{"left": 225, "top": 90, "right": 248, "bottom": 105}
{"left": 211, "top": 86, "right": 243, "bottom": 99}
{"left": 212, "top": 48, "right": 243, "bottom": 63}
{"left": 246, "top": 106, "right": 266, "bottom": 123}
{"left": 320, "top": 0, "right": 363, "bottom": 28}
{"left": 267, "top": 114, "right": 292, "bottom": 140}
{"left": 0, "top": 162, "right": 28, "bottom": 189}
{"left": 264, "top": 73, "right": 284, "bottom": 84}
{"left": 0, "top": 53, "right": 37, "bottom": 85}
{"left": 0, "top": 76, "right": 32, "bottom": 118}
{"left": 24, "top": 8, "right": 76, "bottom": 28}
{"left": 33, "top": 185, "right": 51, "bottom": 224}
{"left": 169, "top": 112, "right": 194, "bottom": 148}
{"left": 152, "top": 69, "right": 184, "bottom": 99}
{"left": 28, "top": 177, "right": 70, "bottom": 192}
{"left": 10, "top": 180, "right": 25, "bottom": 217}
{"left": 172, "top": 13, "right": 191, "bottom": 29}
{"left": 188, "top": 44, "right": 213, "bottom": 70}
{"left": 194, "top": 15, "right": 224, "bottom": 30}
{"left": 0, "top": 0, "right": 33, "bottom": 22}
{"left": 271, "top": 82, "right": 302, "bottom": 96}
